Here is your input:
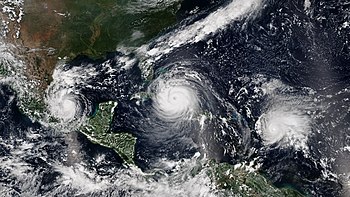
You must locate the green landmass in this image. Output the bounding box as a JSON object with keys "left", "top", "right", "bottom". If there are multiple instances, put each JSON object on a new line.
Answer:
{"left": 59, "top": 0, "right": 182, "bottom": 59}
{"left": 14, "top": 1, "right": 308, "bottom": 194}
{"left": 17, "top": 0, "right": 182, "bottom": 91}
{"left": 18, "top": 0, "right": 182, "bottom": 163}
{"left": 22, "top": 0, "right": 182, "bottom": 60}
{"left": 81, "top": 101, "right": 136, "bottom": 164}
{"left": 19, "top": 96, "right": 46, "bottom": 119}
{"left": 209, "top": 162, "right": 305, "bottom": 197}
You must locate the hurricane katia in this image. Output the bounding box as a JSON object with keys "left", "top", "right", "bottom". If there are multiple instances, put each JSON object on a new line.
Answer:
{"left": 45, "top": 63, "right": 95, "bottom": 124}
{"left": 47, "top": 89, "right": 85, "bottom": 122}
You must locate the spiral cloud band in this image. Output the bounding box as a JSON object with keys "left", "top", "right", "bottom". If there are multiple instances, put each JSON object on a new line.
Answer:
{"left": 148, "top": 65, "right": 214, "bottom": 125}
{"left": 152, "top": 79, "right": 199, "bottom": 122}
{"left": 45, "top": 63, "right": 94, "bottom": 124}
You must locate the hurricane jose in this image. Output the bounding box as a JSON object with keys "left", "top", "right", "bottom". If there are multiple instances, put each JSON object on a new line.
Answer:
{"left": 256, "top": 105, "right": 312, "bottom": 149}
{"left": 255, "top": 80, "right": 314, "bottom": 152}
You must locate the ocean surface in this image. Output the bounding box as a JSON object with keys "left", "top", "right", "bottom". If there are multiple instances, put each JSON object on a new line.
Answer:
{"left": 1, "top": 0, "right": 350, "bottom": 196}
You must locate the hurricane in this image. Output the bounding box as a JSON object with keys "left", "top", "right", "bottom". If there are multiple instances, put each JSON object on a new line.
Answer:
{"left": 45, "top": 63, "right": 96, "bottom": 125}
{"left": 1, "top": 0, "right": 350, "bottom": 196}
{"left": 124, "top": 62, "right": 235, "bottom": 166}
{"left": 149, "top": 65, "right": 211, "bottom": 123}
{"left": 257, "top": 107, "right": 311, "bottom": 148}
{"left": 46, "top": 89, "right": 90, "bottom": 122}
{"left": 255, "top": 80, "right": 316, "bottom": 151}
{"left": 152, "top": 78, "right": 199, "bottom": 122}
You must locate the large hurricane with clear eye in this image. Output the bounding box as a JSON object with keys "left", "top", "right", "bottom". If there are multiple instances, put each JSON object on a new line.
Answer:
{"left": 148, "top": 64, "right": 215, "bottom": 126}
{"left": 153, "top": 78, "right": 199, "bottom": 121}
{"left": 134, "top": 63, "right": 231, "bottom": 163}
{"left": 149, "top": 67, "right": 208, "bottom": 122}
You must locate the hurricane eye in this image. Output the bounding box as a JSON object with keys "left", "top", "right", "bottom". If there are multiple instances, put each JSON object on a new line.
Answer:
{"left": 152, "top": 79, "right": 199, "bottom": 122}
{"left": 45, "top": 65, "right": 93, "bottom": 125}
